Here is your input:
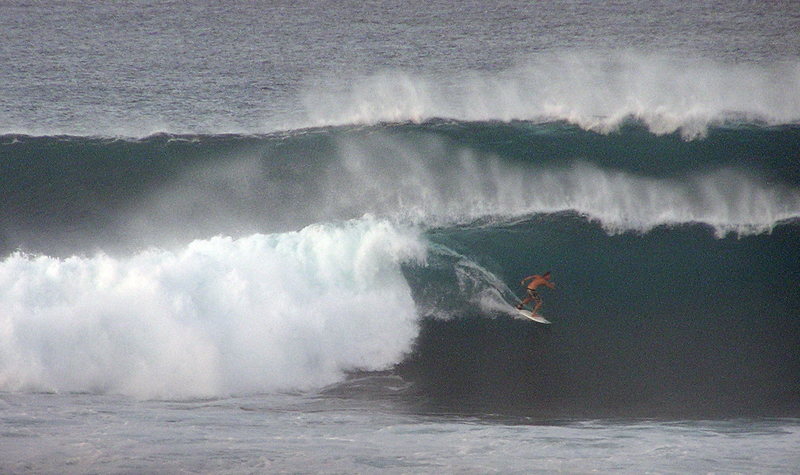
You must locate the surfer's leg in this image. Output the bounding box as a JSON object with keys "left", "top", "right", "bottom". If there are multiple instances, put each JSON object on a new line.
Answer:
{"left": 531, "top": 293, "right": 543, "bottom": 313}
{"left": 518, "top": 289, "right": 537, "bottom": 309}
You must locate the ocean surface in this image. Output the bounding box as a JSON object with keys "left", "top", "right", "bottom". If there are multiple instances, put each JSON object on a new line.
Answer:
{"left": 2, "top": 0, "right": 800, "bottom": 472}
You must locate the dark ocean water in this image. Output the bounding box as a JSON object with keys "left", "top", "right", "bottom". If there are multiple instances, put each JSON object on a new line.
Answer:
{"left": 2, "top": 0, "right": 800, "bottom": 472}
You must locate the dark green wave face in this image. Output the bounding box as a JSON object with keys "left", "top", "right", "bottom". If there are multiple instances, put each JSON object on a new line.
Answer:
{"left": 2, "top": 121, "right": 799, "bottom": 417}
{"left": 400, "top": 216, "right": 800, "bottom": 418}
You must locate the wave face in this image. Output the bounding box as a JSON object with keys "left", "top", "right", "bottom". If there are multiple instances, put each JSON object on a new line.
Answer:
{"left": 1, "top": 121, "right": 799, "bottom": 415}
{"left": 401, "top": 218, "right": 800, "bottom": 418}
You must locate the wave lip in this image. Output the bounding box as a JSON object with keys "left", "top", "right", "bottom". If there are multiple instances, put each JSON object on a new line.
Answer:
{"left": 330, "top": 130, "right": 800, "bottom": 236}
{"left": 539, "top": 163, "right": 800, "bottom": 237}
{"left": 303, "top": 52, "right": 800, "bottom": 138}
{"left": 0, "top": 217, "right": 426, "bottom": 399}
{"left": 2, "top": 52, "right": 797, "bottom": 139}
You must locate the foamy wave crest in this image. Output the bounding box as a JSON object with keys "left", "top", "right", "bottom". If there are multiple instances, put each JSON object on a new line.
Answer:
{"left": 304, "top": 51, "right": 800, "bottom": 138}
{"left": 0, "top": 218, "right": 426, "bottom": 399}
{"left": 541, "top": 164, "right": 800, "bottom": 236}
{"left": 331, "top": 135, "right": 800, "bottom": 236}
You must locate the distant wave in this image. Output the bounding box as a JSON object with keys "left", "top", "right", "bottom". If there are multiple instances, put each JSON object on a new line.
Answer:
{"left": 303, "top": 51, "right": 800, "bottom": 138}
{"left": 1, "top": 51, "right": 798, "bottom": 138}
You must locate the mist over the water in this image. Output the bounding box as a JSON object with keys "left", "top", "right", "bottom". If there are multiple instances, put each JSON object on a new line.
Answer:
{"left": 3, "top": 51, "right": 798, "bottom": 138}
{"left": 3, "top": 123, "right": 798, "bottom": 257}
{"left": 304, "top": 53, "right": 800, "bottom": 138}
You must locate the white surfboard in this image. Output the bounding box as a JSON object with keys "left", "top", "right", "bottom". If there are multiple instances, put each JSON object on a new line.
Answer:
{"left": 517, "top": 308, "right": 551, "bottom": 324}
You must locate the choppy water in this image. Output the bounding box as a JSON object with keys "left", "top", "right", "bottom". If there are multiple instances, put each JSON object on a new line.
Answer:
{"left": 2, "top": 391, "right": 799, "bottom": 474}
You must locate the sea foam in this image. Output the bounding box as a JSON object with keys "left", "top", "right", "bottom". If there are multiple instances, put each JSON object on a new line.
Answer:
{"left": 304, "top": 51, "right": 800, "bottom": 138}
{"left": 0, "top": 218, "right": 426, "bottom": 399}
{"left": 329, "top": 133, "right": 800, "bottom": 236}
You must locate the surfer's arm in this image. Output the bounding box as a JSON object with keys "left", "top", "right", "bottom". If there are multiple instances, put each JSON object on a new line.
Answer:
{"left": 520, "top": 275, "right": 535, "bottom": 286}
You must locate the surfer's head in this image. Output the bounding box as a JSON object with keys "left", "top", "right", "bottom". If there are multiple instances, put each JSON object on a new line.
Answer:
{"left": 543, "top": 271, "right": 551, "bottom": 278}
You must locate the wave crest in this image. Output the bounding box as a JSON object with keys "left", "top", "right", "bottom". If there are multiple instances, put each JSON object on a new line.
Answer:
{"left": 303, "top": 52, "right": 800, "bottom": 138}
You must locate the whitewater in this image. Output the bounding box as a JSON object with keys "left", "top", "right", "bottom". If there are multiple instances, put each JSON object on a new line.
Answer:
{"left": 302, "top": 53, "right": 800, "bottom": 138}
{"left": 4, "top": 51, "right": 800, "bottom": 138}
{"left": 0, "top": 219, "right": 425, "bottom": 398}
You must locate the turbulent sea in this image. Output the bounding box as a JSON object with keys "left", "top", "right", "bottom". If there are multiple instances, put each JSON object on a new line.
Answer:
{"left": 2, "top": 1, "right": 800, "bottom": 473}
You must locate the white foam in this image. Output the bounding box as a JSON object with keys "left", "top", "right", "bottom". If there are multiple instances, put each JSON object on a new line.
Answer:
{"left": 304, "top": 51, "right": 800, "bottom": 138}
{"left": 0, "top": 218, "right": 426, "bottom": 399}
{"left": 116, "top": 127, "right": 799, "bottom": 244}
{"left": 4, "top": 52, "right": 796, "bottom": 138}
{"left": 325, "top": 133, "right": 800, "bottom": 236}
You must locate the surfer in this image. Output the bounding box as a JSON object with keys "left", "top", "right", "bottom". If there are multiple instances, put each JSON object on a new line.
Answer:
{"left": 516, "top": 271, "right": 555, "bottom": 313}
